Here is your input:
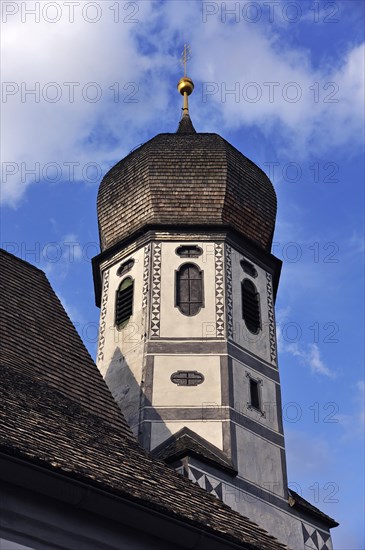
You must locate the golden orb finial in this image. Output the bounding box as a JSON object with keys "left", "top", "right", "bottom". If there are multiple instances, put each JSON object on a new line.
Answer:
{"left": 177, "top": 76, "right": 194, "bottom": 96}
{"left": 178, "top": 44, "right": 194, "bottom": 115}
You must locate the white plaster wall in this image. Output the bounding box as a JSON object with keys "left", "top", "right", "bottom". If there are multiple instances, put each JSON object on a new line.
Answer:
{"left": 232, "top": 359, "right": 280, "bottom": 432}
{"left": 187, "top": 465, "right": 333, "bottom": 550}
{"left": 150, "top": 420, "right": 223, "bottom": 451}
{"left": 152, "top": 355, "right": 221, "bottom": 407}
{"left": 98, "top": 246, "right": 146, "bottom": 369}
{"left": 159, "top": 242, "right": 217, "bottom": 338}
{"left": 229, "top": 247, "right": 272, "bottom": 363}
{"left": 97, "top": 246, "right": 146, "bottom": 433}
{"left": 235, "top": 425, "right": 285, "bottom": 497}
{"left": 225, "top": 483, "right": 316, "bottom": 550}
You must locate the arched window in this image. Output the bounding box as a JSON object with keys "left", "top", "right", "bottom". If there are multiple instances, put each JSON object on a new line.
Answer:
{"left": 115, "top": 277, "right": 134, "bottom": 328}
{"left": 241, "top": 279, "right": 261, "bottom": 333}
{"left": 176, "top": 263, "right": 203, "bottom": 316}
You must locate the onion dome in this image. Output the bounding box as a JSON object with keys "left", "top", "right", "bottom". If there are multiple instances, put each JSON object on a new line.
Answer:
{"left": 97, "top": 75, "right": 277, "bottom": 253}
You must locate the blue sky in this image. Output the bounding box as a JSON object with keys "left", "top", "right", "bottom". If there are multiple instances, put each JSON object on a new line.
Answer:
{"left": 1, "top": 1, "right": 364, "bottom": 547}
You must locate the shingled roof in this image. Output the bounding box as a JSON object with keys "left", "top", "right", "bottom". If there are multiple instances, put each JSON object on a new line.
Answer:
{"left": 0, "top": 248, "right": 131, "bottom": 436}
{"left": 0, "top": 249, "right": 286, "bottom": 550}
{"left": 288, "top": 490, "right": 338, "bottom": 529}
{"left": 97, "top": 129, "right": 277, "bottom": 253}
{"left": 152, "top": 426, "right": 238, "bottom": 476}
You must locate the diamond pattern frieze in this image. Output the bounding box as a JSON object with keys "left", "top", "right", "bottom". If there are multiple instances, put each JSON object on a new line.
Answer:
{"left": 151, "top": 243, "right": 161, "bottom": 337}
{"left": 215, "top": 243, "right": 225, "bottom": 338}
{"left": 302, "top": 522, "right": 331, "bottom": 550}
{"left": 97, "top": 269, "right": 110, "bottom": 363}
{"left": 142, "top": 243, "right": 151, "bottom": 309}
{"left": 225, "top": 244, "right": 233, "bottom": 339}
{"left": 266, "top": 272, "right": 277, "bottom": 364}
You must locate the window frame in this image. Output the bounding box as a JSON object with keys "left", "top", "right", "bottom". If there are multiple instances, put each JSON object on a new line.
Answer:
{"left": 170, "top": 370, "right": 205, "bottom": 386}
{"left": 240, "top": 258, "right": 258, "bottom": 278}
{"left": 249, "top": 378, "right": 261, "bottom": 410}
{"left": 175, "top": 262, "right": 204, "bottom": 317}
{"left": 175, "top": 245, "right": 203, "bottom": 258}
{"left": 117, "top": 258, "right": 135, "bottom": 277}
{"left": 246, "top": 372, "right": 265, "bottom": 417}
{"left": 115, "top": 276, "right": 134, "bottom": 329}
{"left": 241, "top": 278, "right": 261, "bottom": 334}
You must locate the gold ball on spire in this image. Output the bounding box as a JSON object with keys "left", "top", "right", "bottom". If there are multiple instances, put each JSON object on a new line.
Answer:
{"left": 177, "top": 76, "right": 194, "bottom": 96}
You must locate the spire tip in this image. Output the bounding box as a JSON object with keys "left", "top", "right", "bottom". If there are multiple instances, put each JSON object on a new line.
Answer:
{"left": 178, "top": 44, "right": 194, "bottom": 115}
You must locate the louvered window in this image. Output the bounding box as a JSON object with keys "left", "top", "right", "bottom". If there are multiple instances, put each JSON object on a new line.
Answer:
{"left": 116, "top": 277, "right": 134, "bottom": 328}
{"left": 176, "top": 263, "right": 203, "bottom": 316}
{"left": 242, "top": 279, "right": 261, "bottom": 333}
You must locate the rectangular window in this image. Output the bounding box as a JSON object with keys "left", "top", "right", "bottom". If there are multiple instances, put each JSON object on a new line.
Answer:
{"left": 250, "top": 378, "right": 261, "bottom": 410}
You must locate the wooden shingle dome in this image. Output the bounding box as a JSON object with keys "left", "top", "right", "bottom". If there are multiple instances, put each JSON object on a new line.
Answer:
{"left": 97, "top": 115, "right": 277, "bottom": 252}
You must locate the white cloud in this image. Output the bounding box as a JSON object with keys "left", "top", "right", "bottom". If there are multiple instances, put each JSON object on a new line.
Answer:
{"left": 276, "top": 308, "right": 337, "bottom": 378}
{"left": 307, "top": 343, "right": 335, "bottom": 377}
{"left": 1, "top": 0, "right": 162, "bottom": 205}
{"left": 348, "top": 230, "right": 365, "bottom": 256}
{"left": 337, "top": 380, "right": 365, "bottom": 440}
{"left": 150, "top": 3, "right": 364, "bottom": 156}
{"left": 62, "top": 233, "right": 83, "bottom": 261}
{"left": 1, "top": 1, "right": 364, "bottom": 205}
{"left": 40, "top": 233, "right": 85, "bottom": 280}
{"left": 288, "top": 342, "right": 336, "bottom": 378}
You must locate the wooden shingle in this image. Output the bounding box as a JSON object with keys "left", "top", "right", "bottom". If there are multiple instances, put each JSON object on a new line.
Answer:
{"left": 97, "top": 128, "right": 277, "bottom": 253}
{"left": 0, "top": 249, "right": 286, "bottom": 550}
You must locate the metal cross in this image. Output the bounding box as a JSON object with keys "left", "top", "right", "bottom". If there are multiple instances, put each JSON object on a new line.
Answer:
{"left": 180, "top": 43, "right": 191, "bottom": 76}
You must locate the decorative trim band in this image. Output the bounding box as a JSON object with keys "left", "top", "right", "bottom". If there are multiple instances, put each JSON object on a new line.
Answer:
{"left": 225, "top": 244, "right": 234, "bottom": 339}
{"left": 215, "top": 243, "right": 225, "bottom": 337}
{"left": 266, "top": 272, "right": 277, "bottom": 364}
{"left": 151, "top": 243, "right": 162, "bottom": 336}
{"left": 97, "top": 269, "right": 110, "bottom": 363}
{"left": 142, "top": 243, "right": 151, "bottom": 309}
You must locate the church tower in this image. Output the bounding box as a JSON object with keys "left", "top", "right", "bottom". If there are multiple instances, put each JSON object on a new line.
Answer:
{"left": 92, "top": 62, "right": 337, "bottom": 549}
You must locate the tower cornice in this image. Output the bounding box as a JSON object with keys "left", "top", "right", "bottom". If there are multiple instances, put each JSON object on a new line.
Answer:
{"left": 92, "top": 225, "right": 282, "bottom": 308}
